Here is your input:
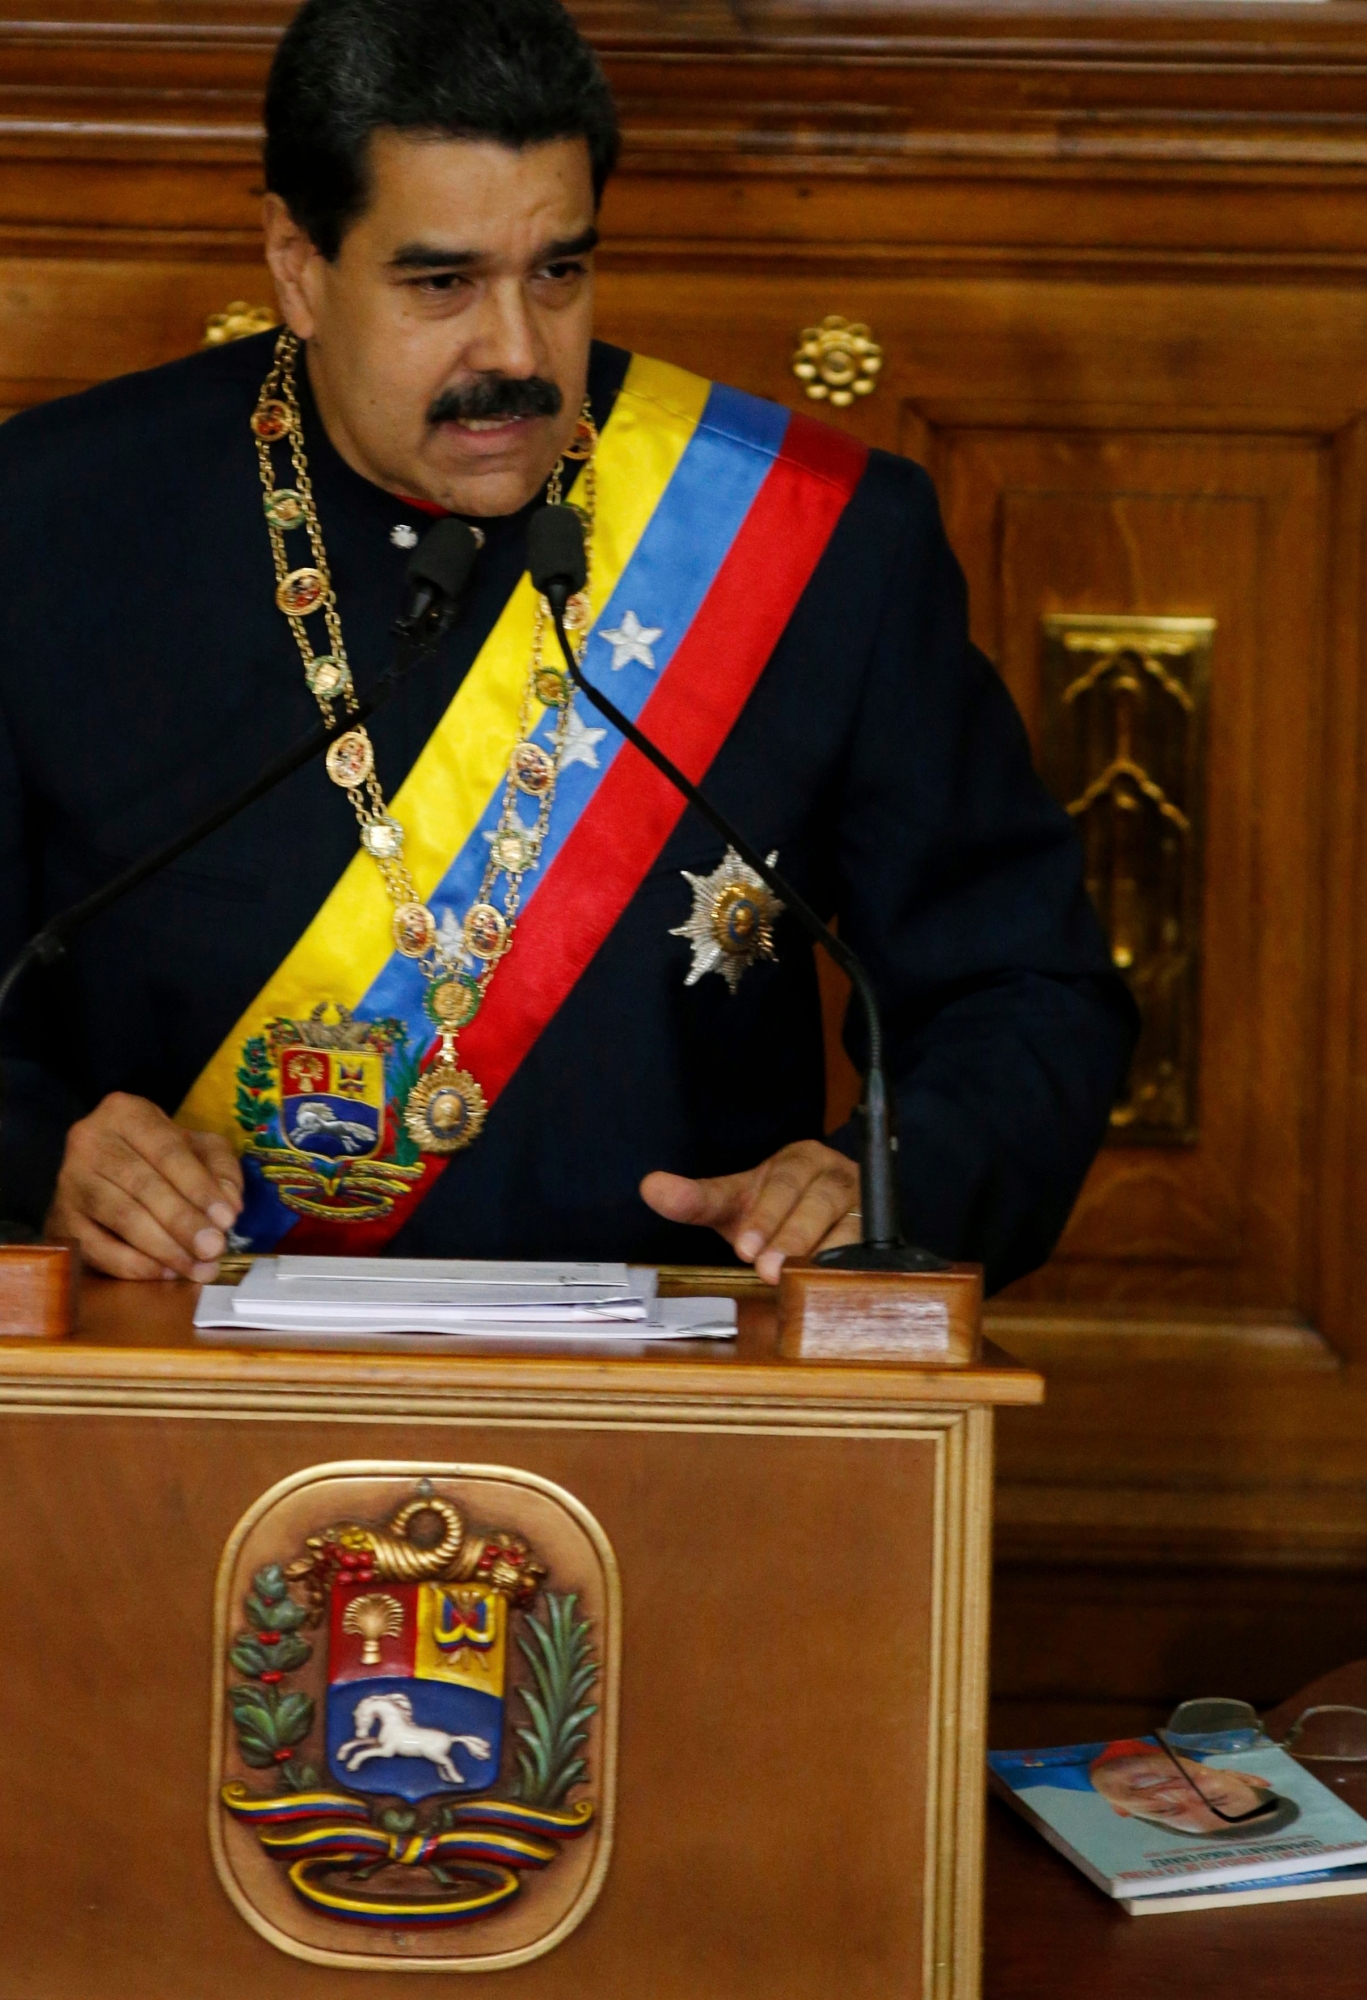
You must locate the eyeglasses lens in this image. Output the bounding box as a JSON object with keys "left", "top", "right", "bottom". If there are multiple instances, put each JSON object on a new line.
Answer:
{"left": 1166, "top": 1699, "right": 1262, "bottom": 1738}
{"left": 1158, "top": 1700, "right": 1280, "bottom": 1822}
{"left": 1283, "top": 1706, "right": 1367, "bottom": 1762}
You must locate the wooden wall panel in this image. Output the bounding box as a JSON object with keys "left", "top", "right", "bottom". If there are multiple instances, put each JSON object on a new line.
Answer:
{"left": 989, "top": 1562, "right": 1367, "bottom": 1750}
{"left": 940, "top": 435, "right": 1326, "bottom": 1309}
{"left": 614, "top": 269, "right": 1367, "bottom": 434}
{"left": 5, "top": 1, "right": 1367, "bottom": 1390}
{"left": 0, "top": 254, "right": 275, "bottom": 416}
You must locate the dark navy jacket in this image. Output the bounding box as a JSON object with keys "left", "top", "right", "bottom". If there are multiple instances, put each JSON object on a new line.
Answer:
{"left": 0, "top": 333, "right": 1134, "bottom": 1289}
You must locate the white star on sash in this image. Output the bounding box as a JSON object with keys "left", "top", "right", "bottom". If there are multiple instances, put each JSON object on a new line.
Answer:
{"left": 482, "top": 810, "right": 532, "bottom": 846}
{"left": 599, "top": 609, "right": 662, "bottom": 671}
{"left": 560, "top": 703, "right": 607, "bottom": 771}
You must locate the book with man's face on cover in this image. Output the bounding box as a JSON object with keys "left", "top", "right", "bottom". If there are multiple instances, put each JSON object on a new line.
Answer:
{"left": 989, "top": 1731, "right": 1367, "bottom": 1905}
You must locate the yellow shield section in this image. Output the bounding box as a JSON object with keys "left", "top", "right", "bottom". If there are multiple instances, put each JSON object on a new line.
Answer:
{"left": 416, "top": 1583, "right": 506, "bottom": 1698}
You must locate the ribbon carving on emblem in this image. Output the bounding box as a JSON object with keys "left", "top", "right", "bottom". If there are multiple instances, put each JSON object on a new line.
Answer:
{"left": 211, "top": 1465, "right": 619, "bottom": 1971}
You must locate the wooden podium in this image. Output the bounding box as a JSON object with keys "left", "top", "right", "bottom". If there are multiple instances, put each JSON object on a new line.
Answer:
{"left": 0, "top": 1272, "right": 1039, "bottom": 2000}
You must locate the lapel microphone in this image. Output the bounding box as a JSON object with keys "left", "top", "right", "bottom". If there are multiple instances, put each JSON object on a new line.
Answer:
{"left": 527, "top": 502, "right": 946, "bottom": 1274}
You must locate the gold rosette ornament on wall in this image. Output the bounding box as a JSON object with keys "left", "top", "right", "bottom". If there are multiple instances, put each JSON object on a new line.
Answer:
{"left": 791, "top": 315, "right": 884, "bottom": 408}
{"left": 202, "top": 301, "right": 279, "bottom": 346}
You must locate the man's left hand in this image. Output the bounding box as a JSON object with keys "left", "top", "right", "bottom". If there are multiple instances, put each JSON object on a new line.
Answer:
{"left": 640, "top": 1139, "right": 861, "bottom": 1284}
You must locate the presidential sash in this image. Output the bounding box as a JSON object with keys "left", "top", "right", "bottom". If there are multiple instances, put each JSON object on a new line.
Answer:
{"left": 179, "top": 353, "right": 867, "bottom": 1251}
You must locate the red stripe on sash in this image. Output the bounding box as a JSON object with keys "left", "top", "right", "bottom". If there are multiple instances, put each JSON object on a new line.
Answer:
{"left": 287, "top": 415, "right": 867, "bottom": 1251}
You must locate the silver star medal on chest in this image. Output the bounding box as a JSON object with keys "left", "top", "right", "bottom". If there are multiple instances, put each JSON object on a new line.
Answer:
{"left": 672, "top": 848, "right": 783, "bottom": 993}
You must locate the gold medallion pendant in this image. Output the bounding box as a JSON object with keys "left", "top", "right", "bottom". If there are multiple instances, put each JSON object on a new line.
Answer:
{"left": 487, "top": 825, "right": 538, "bottom": 875}
{"left": 360, "top": 815, "right": 403, "bottom": 859}
{"left": 250, "top": 399, "right": 293, "bottom": 442}
{"left": 561, "top": 591, "right": 593, "bottom": 634}
{"left": 404, "top": 1059, "right": 488, "bottom": 1154}
{"left": 464, "top": 901, "right": 509, "bottom": 960}
{"left": 510, "top": 741, "right": 556, "bottom": 797}
{"left": 428, "top": 975, "right": 482, "bottom": 1030}
{"left": 262, "top": 487, "right": 306, "bottom": 529}
{"left": 392, "top": 901, "right": 438, "bottom": 958}
{"left": 325, "top": 728, "right": 375, "bottom": 789}
{"left": 533, "top": 665, "right": 570, "bottom": 706}
{"left": 306, "top": 653, "right": 350, "bottom": 699}
{"left": 275, "top": 566, "right": 329, "bottom": 617}
{"left": 671, "top": 847, "right": 784, "bottom": 993}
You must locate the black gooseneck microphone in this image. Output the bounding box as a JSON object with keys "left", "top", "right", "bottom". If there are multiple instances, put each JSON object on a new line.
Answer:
{"left": 396, "top": 519, "right": 478, "bottom": 637}
{"left": 527, "top": 503, "right": 946, "bottom": 1274}
{"left": 0, "top": 517, "right": 480, "bottom": 1103}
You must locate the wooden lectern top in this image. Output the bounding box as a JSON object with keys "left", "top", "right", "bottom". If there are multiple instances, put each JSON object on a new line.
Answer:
{"left": 0, "top": 1270, "right": 1043, "bottom": 1413}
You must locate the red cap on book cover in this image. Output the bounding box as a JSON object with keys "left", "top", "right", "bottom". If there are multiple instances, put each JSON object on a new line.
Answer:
{"left": 1090, "top": 1739, "right": 1158, "bottom": 1769}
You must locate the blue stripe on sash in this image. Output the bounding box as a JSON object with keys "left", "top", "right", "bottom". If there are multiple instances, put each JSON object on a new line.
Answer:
{"left": 358, "top": 384, "right": 791, "bottom": 1037}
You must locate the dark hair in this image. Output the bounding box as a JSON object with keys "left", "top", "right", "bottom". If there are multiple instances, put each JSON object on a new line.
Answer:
{"left": 264, "top": 0, "right": 620, "bottom": 258}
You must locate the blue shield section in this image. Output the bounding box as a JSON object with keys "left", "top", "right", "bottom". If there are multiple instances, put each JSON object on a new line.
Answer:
{"left": 283, "top": 1093, "right": 382, "bottom": 1159}
{"left": 326, "top": 1677, "right": 504, "bottom": 1802}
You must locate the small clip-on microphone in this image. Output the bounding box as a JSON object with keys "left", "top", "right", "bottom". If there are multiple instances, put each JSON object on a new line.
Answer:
{"left": 527, "top": 503, "right": 946, "bottom": 1274}
{"left": 0, "top": 517, "right": 481, "bottom": 1060}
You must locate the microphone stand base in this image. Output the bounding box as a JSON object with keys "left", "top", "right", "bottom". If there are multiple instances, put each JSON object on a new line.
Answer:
{"left": 0, "top": 1241, "right": 77, "bottom": 1340}
{"left": 814, "top": 1239, "right": 950, "bottom": 1274}
{"left": 776, "top": 1257, "right": 982, "bottom": 1365}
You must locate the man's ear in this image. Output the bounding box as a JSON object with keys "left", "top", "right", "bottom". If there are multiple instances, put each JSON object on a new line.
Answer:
{"left": 262, "top": 194, "right": 323, "bottom": 340}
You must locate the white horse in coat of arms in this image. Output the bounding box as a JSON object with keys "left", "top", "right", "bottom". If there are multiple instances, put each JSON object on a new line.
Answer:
{"left": 336, "top": 1691, "right": 492, "bottom": 1786}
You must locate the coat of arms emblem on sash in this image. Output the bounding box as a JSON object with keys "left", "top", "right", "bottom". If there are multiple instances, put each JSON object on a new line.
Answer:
{"left": 235, "top": 1004, "right": 426, "bottom": 1222}
{"left": 212, "top": 1464, "right": 618, "bottom": 1971}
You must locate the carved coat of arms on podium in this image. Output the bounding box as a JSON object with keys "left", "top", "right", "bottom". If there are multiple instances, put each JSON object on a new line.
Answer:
{"left": 210, "top": 1464, "right": 619, "bottom": 1972}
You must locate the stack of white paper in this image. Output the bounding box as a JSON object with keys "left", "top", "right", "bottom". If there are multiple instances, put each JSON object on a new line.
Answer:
{"left": 193, "top": 1255, "right": 737, "bottom": 1345}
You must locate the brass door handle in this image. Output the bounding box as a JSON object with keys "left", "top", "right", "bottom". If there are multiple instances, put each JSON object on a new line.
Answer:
{"left": 791, "top": 315, "right": 883, "bottom": 407}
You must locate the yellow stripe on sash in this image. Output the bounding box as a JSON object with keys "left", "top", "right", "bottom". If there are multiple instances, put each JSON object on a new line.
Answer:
{"left": 178, "top": 353, "right": 710, "bottom": 1141}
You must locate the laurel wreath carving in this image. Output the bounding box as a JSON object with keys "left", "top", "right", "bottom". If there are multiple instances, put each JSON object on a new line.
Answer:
{"left": 227, "top": 1563, "right": 318, "bottom": 1793}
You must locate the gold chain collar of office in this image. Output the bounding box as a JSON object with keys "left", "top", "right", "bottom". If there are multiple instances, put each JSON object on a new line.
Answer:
{"left": 249, "top": 328, "right": 598, "bottom": 1154}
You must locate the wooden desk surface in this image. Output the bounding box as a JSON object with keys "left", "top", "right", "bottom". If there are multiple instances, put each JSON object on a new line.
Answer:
{"left": 986, "top": 1661, "right": 1367, "bottom": 1997}
{"left": 984, "top": 1800, "right": 1367, "bottom": 1999}
{"left": 0, "top": 1271, "right": 1044, "bottom": 1414}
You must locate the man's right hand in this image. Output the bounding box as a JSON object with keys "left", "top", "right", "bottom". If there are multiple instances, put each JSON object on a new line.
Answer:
{"left": 45, "top": 1092, "right": 243, "bottom": 1281}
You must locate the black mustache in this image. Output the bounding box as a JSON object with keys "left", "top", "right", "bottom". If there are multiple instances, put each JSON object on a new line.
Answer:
{"left": 427, "top": 377, "right": 563, "bottom": 425}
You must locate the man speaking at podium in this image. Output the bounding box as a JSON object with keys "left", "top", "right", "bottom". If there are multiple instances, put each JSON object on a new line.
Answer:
{"left": 0, "top": 0, "right": 1134, "bottom": 1292}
